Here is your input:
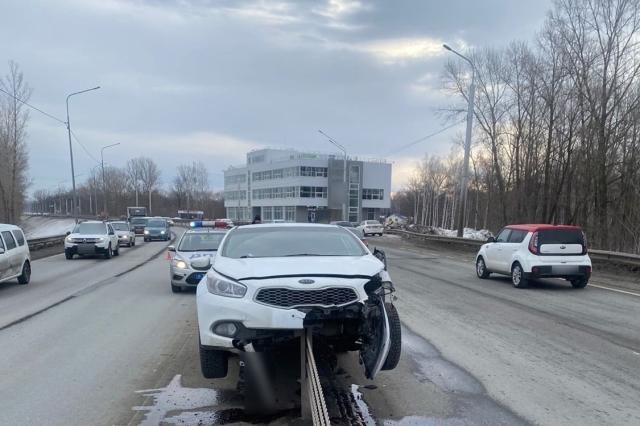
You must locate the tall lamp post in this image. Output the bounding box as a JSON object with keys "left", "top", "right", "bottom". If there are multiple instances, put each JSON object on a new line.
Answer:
{"left": 318, "top": 130, "right": 348, "bottom": 221}
{"left": 101, "top": 142, "right": 120, "bottom": 217}
{"left": 66, "top": 86, "right": 100, "bottom": 223}
{"left": 443, "top": 44, "right": 475, "bottom": 238}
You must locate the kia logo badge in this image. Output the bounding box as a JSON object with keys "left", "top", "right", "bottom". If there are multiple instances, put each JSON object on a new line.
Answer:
{"left": 560, "top": 245, "right": 566, "bottom": 249}
{"left": 298, "top": 279, "right": 315, "bottom": 284}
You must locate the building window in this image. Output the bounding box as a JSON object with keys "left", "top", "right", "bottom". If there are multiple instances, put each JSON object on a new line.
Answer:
{"left": 299, "top": 186, "right": 327, "bottom": 198}
{"left": 285, "top": 206, "right": 296, "bottom": 222}
{"left": 248, "top": 154, "right": 265, "bottom": 164}
{"left": 300, "top": 166, "right": 328, "bottom": 177}
{"left": 273, "top": 206, "right": 283, "bottom": 220}
{"left": 262, "top": 206, "right": 273, "bottom": 220}
{"left": 225, "top": 174, "right": 246, "bottom": 185}
{"left": 225, "top": 190, "right": 246, "bottom": 201}
{"left": 252, "top": 186, "right": 297, "bottom": 200}
{"left": 362, "top": 188, "right": 384, "bottom": 200}
{"left": 348, "top": 165, "right": 361, "bottom": 222}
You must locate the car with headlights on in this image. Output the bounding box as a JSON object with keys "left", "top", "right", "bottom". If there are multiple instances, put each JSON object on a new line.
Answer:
{"left": 109, "top": 221, "right": 136, "bottom": 247}
{"left": 169, "top": 228, "right": 227, "bottom": 293}
{"left": 130, "top": 216, "right": 148, "bottom": 235}
{"left": 65, "top": 221, "right": 119, "bottom": 259}
{"left": 195, "top": 223, "right": 401, "bottom": 381}
{"left": 143, "top": 217, "right": 170, "bottom": 242}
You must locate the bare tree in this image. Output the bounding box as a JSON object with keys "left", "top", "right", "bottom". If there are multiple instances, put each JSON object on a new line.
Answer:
{"left": 138, "top": 157, "right": 161, "bottom": 215}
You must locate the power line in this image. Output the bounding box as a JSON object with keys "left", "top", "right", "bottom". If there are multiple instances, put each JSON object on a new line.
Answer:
{"left": 70, "top": 129, "right": 100, "bottom": 164}
{"left": 0, "top": 86, "right": 66, "bottom": 124}
{"left": 388, "top": 119, "right": 467, "bottom": 156}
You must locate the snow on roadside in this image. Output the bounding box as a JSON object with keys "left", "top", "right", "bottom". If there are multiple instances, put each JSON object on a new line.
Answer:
{"left": 432, "top": 227, "right": 493, "bottom": 241}
{"left": 20, "top": 216, "right": 76, "bottom": 239}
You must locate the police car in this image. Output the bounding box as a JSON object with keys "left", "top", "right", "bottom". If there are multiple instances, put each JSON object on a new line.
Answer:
{"left": 169, "top": 222, "right": 228, "bottom": 293}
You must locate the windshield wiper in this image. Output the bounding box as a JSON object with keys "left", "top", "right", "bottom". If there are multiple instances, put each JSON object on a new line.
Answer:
{"left": 283, "top": 253, "right": 340, "bottom": 257}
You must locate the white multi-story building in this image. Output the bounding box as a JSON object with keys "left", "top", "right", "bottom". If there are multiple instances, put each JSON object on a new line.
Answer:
{"left": 224, "top": 148, "right": 391, "bottom": 223}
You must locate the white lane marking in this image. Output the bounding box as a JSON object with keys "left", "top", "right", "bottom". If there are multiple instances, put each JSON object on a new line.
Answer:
{"left": 589, "top": 284, "right": 640, "bottom": 297}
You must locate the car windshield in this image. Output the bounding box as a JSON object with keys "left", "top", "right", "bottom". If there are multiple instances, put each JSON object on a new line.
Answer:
{"left": 131, "top": 218, "right": 147, "bottom": 225}
{"left": 147, "top": 220, "right": 166, "bottom": 227}
{"left": 222, "top": 226, "right": 367, "bottom": 258}
{"left": 111, "top": 223, "right": 129, "bottom": 231}
{"left": 73, "top": 223, "right": 106, "bottom": 235}
{"left": 178, "top": 233, "right": 225, "bottom": 252}
{"left": 346, "top": 227, "right": 365, "bottom": 238}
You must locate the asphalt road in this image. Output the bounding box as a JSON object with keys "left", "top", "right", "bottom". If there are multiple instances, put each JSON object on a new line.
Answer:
{"left": 0, "top": 232, "right": 638, "bottom": 426}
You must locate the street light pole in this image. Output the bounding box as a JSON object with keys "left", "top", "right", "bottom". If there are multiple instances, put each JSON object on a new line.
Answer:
{"left": 443, "top": 44, "right": 475, "bottom": 238}
{"left": 318, "top": 130, "right": 348, "bottom": 221}
{"left": 66, "top": 86, "right": 100, "bottom": 223}
{"left": 100, "top": 142, "right": 120, "bottom": 217}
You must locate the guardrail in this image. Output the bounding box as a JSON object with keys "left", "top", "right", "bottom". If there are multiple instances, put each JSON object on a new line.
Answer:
{"left": 386, "top": 229, "right": 640, "bottom": 269}
{"left": 27, "top": 235, "right": 66, "bottom": 251}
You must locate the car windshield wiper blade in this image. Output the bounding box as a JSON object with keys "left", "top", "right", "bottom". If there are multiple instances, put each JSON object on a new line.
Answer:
{"left": 283, "top": 253, "right": 341, "bottom": 257}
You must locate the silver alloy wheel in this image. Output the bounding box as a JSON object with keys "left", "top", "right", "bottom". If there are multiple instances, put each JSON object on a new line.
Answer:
{"left": 512, "top": 265, "right": 522, "bottom": 286}
{"left": 477, "top": 258, "right": 485, "bottom": 276}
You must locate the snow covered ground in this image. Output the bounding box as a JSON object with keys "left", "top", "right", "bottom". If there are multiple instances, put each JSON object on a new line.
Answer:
{"left": 20, "top": 216, "right": 76, "bottom": 239}
{"left": 433, "top": 227, "right": 493, "bottom": 240}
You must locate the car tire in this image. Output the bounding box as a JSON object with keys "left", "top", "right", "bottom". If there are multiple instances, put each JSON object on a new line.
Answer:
{"left": 17, "top": 261, "right": 31, "bottom": 285}
{"left": 476, "top": 257, "right": 491, "bottom": 279}
{"left": 511, "top": 262, "right": 528, "bottom": 288}
{"left": 144, "top": 238, "right": 149, "bottom": 242}
{"left": 65, "top": 252, "right": 73, "bottom": 260}
{"left": 113, "top": 245, "right": 120, "bottom": 256}
{"left": 199, "top": 342, "right": 228, "bottom": 379}
{"left": 382, "top": 303, "right": 402, "bottom": 371}
{"left": 105, "top": 244, "right": 112, "bottom": 259}
{"left": 131, "top": 239, "right": 136, "bottom": 247}
{"left": 571, "top": 278, "right": 588, "bottom": 289}
{"left": 171, "top": 283, "right": 182, "bottom": 293}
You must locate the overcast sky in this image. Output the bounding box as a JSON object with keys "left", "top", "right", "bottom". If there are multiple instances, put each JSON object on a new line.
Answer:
{"left": 1, "top": 0, "right": 551, "bottom": 194}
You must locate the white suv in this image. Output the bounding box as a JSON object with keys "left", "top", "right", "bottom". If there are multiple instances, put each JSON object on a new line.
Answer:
{"left": 475, "top": 224, "right": 592, "bottom": 289}
{"left": 0, "top": 224, "right": 31, "bottom": 285}
{"left": 196, "top": 224, "right": 401, "bottom": 382}
{"left": 64, "top": 221, "right": 120, "bottom": 259}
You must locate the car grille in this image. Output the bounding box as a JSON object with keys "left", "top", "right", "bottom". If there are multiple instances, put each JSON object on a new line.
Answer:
{"left": 255, "top": 287, "right": 359, "bottom": 308}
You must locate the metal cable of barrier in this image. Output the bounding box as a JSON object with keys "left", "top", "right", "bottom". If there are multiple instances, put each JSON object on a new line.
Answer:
{"left": 305, "top": 331, "right": 331, "bottom": 426}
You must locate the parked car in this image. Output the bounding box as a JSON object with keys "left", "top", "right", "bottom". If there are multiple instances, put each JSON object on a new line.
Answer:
{"left": 130, "top": 216, "right": 148, "bottom": 235}
{"left": 195, "top": 223, "right": 401, "bottom": 382}
{"left": 64, "top": 221, "right": 120, "bottom": 259}
{"left": 475, "top": 224, "right": 592, "bottom": 288}
{"left": 169, "top": 227, "right": 227, "bottom": 293}
{"left": 144, "top": 218, "right": 170, "bottom": 242}
{"left": 109, "top": 221, "right": 136, "bottom": 247}
{"left": 0, "top": 224, "right": 31, "bottom": 285}
{"left": 358, "top": 220, "right": 384, "bottom": 236}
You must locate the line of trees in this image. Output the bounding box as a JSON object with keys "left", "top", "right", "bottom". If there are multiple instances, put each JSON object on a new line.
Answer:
{"left": 394, "top": 0, "right": 640, "bottom": 253}
{"left": 30, "top": 159, "right": 225, "bottom": 220}
{"left": 0, "top": 62, "right": 30, "bottom": 224}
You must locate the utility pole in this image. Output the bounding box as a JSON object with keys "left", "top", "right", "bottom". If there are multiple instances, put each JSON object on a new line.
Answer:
{"left": 66, "top": 86, "right": 100, "bottom": 223}
{"left": 100, "top": 142, "right": 120, "bottom": 217}
{"left": 443, "top": 44, "right": 475, "bottom": 238}
{"left": 318, "top": 130, "right": 348, "bottom": 221}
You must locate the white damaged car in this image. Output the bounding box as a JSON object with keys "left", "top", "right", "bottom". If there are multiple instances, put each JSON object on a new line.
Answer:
{"left": 195, "top": 223, "right": 401, "bottom": 380}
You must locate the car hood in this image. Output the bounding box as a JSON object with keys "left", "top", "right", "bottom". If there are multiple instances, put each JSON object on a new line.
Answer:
{"left": 115, "top": 231, "right": 130, "bottom": 236}
{"left": 213, "top": 255, "right": 384, "bottom": 280}
{"left": 146, "top": 227, "right": 166, "bottom": 232}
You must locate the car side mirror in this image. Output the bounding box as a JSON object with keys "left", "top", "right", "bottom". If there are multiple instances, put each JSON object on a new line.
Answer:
{"left": 487, "top": 236, "right": 496, "bottom": 243}
{"left": 373, "top": 247, "right": 387, "bottom": 270}
{"left": 191, "top": 257, "right": 212, "bottom": 270}
{"left": 167, "top": 245, "right": 176, "bottom": 252}
{"left": 0, "top": 247, "right": 5, "bottom": 255}
{"left": 109, "top": 230, "right": 115, "bottom": 235}
{"left": 66, "top": 231, "right": 71, "bottom": 236}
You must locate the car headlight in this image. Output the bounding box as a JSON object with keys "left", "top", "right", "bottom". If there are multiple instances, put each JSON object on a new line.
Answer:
{"left": 206, "top": 272, "right": 247, "bottom": 298}
{"left": 144, "top": 230, "right": 149, "bottom": 234}
{"left": 66, "top": 236, "right": 73, "bottom": 243}
{"left": 160, "top": 230, "right": 166, "bottom": 234}
{"left": 97, "top": 237, "right": 105, "bottom": 243}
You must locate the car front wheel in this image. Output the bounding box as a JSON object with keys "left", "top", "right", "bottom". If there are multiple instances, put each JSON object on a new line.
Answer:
{"left": 17, "top": 261, "right": 31, "bottom": 285}
{"left": 105, "top": 244, "right": 112, "bottom": 259}
{"left": 476, "top": 257, "right": 490, "bottom": 279}
{"left": 511, "top": 263, "right": 528, "bottom": 288}
{"left": 382, "top": 303, "right": 401, "bottom": 371}
{"left": 571, "top": 278, "right": 588, "bottom": 289}
{"left": 199, "top": 343, "right": 228, "bottom": 379}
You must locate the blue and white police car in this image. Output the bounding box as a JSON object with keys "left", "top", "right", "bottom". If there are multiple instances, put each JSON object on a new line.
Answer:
{"left": 169, "top": 222, "right": 228, "bottom": 293}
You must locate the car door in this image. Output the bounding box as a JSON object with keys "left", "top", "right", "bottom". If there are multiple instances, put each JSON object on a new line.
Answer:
{"left": 107, "top": 224, "right": 117, "bottom": 247}
{"left": 503, "top": 229, "right": 527, "bottom": 270}
{"left": 0, "top": 233, "right": 9, "bottom": 280}
{"left": 484, "top": 228, "right": 511, "bottom": 272}
{"left": 1, "top": 231, "right": 19, "bottom": 276}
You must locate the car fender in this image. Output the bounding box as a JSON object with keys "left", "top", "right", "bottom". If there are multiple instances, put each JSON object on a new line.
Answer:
{"left": 475, "top": 244, "right": 488, "bottom": 261}
{"left": 511, "top": 252, "right": 531, "bottom": 273}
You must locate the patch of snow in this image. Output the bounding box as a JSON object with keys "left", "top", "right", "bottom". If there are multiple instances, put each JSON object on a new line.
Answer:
{"left": 20, "top": 216, "right": 76, "bottom": 239}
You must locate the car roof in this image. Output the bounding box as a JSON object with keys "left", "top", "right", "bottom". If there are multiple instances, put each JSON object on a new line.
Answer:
{"left": 80, "top": 220, "right": 105, "bottom": 224}
{"left": 0, "top": 223, "right": 21, "bottom": 231}
{"left": 185, "top": 228, "right": 227, "bottom": 234}
{"left": 238, "top": 223, "right": 340, "bottom": 230}
{"left": 505, "top": 224, "right": 582, "bottom": 232}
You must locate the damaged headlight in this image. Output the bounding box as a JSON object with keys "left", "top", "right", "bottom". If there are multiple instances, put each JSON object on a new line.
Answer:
{"left": 206, "top": 271, "right": 247, "bottom": 298}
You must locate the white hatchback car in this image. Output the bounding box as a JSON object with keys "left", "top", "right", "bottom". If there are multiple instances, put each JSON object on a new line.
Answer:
{"left": 358, "top": 220, "right": 384, "bottom": 236}
{"left": 475, "top": 224, "right": 592, "bottom": 288}
{"left": 196, "top": 223, "right": 401, "bottom": 381}
{"left": 0, "top": 224, "right": 31, "bottom": 285}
